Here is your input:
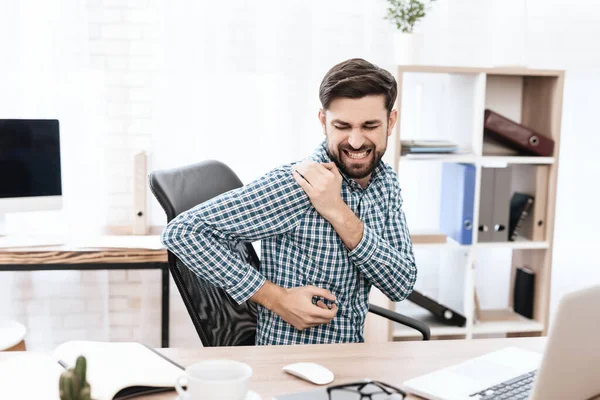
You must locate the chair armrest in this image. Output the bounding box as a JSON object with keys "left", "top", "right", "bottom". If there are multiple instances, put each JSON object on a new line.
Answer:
{"left": 368, "top": 304, "right": 431, "bottom": 341}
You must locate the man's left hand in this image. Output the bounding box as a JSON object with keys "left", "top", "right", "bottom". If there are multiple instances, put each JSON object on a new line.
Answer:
{"left": 292, "top": 161, "right": 345, "bottom": 221}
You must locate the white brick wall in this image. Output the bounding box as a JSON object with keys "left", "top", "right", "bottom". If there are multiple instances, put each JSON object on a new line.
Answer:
{"left": 84, "top": 0, "right": 159, "bottom": 230}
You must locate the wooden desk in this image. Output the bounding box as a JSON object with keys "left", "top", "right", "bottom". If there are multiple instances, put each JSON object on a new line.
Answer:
{"left": 145, "top": 337, "right": 547, "bottom": 399}
{"left": 0, "top": 237, "right": 170, "bottom": 347}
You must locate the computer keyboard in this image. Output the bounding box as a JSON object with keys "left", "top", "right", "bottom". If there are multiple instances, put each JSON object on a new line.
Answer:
{"left": 469, "top": 370, "right": 537, "bottom": 400}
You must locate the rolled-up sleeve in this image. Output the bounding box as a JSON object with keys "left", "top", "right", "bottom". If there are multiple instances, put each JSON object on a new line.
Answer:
{"left": 348, "top": 180, "right": 417, "bottom": 302}
{"left": 161, "top": 165, "right": 311, "bottom": 304}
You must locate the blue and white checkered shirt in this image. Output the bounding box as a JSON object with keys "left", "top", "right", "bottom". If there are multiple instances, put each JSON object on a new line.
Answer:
{"left": 161, "top": 141, "right": 416, "bottom": 345}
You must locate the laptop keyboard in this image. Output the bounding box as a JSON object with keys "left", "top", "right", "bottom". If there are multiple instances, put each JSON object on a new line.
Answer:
{"left": 469, "top": 370, "right": 537, "bottom": 400}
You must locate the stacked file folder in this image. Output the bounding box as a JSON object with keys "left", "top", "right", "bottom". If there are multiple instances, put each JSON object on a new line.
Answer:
{"left": 439, "top": 163, "right": 476, "bottom": 245}
{"left": 401, "top": 140, "right": 458, "bottom": 155}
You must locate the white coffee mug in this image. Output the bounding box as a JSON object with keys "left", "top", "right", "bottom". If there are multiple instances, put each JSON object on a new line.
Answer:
{"left": 175, "top": 359, "right": 252, "bottom": 400}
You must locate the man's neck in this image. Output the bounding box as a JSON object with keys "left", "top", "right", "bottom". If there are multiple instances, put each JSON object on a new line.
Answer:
{"left": 354, "top": 174, "right": 371, "bottom": 189}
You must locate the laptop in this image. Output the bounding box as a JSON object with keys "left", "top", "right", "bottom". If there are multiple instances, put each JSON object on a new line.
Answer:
{"left": 403, "top": 284, "right": 600, "bottom": 400}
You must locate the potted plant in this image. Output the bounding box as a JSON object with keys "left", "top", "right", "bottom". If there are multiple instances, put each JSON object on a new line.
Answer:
{"left": 384, "top": 0, "right": 437, "bottom": 65}
{"left": 59, "top": 356, "right": 93, "bottom": 400}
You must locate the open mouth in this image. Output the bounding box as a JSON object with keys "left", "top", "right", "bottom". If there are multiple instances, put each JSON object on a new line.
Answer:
{"left": 343, "top": 149, "right": 372, "bottom": 160}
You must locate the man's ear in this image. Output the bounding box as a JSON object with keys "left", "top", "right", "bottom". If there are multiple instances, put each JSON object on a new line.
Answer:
{"left": 387, "top": 109, "right": 398, "bottom": 137}
{"left": 318, "top": 109, "right": 326, "bottom": 135}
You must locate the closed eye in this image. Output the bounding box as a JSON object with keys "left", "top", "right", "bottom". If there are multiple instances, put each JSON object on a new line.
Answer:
{"left": 333, "top": 125, "right": 380, "bottom": 130}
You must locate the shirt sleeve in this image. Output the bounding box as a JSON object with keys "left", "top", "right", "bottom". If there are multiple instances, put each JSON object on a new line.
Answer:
{"left": 161, "top": 165, "right": 311, "bottom": 304}
{"left": 347, "top": 178, "right": 417, "bottom": 302}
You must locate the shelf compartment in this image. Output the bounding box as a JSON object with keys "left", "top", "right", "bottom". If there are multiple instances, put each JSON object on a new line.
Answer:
{"left": 473, "top": 308, "right": 544, "bottom": 335}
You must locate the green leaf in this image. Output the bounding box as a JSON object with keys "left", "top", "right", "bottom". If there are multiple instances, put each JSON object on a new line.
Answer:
{"left": 75, "top": 356, "right": 87, "bottom": 387}
{"left": 383, "top": 0, "right": 436, "bottom": 33}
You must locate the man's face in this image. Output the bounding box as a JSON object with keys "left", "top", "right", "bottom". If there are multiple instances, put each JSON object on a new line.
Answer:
{"left": 319, "top": 95, "right": 397, "bottom": 183}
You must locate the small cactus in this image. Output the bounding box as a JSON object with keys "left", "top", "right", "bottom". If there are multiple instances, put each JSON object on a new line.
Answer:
{"left": 59, "top": 356, "right": 92, "bottom": 400}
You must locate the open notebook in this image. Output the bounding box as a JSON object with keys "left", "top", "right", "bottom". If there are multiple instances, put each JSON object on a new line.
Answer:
{"left": 0, "top": 341, "right": 183, "bottom": 400}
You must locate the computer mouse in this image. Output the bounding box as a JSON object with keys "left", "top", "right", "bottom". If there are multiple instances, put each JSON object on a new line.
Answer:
{"left": 282, "top": 362, "right": 335, "bottom": 385}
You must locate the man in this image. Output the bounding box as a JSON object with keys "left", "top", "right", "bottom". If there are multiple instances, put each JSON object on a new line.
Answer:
{"left": 161, "top": 58, "right": 416, "bottom": 345}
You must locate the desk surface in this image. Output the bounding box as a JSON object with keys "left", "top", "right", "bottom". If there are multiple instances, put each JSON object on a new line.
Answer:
{"left": 144, "top": 337, "right": 546, "bottom": 400}
{"left": 0, "top": 338, "right": 546, "bottom": 399}
{"left": 0, "top": 235, "right": 167, "bottom": 264}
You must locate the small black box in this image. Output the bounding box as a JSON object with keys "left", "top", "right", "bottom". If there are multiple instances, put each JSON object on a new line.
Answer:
{"left": 514, "top": 267, "right": 535, "bottom": 319}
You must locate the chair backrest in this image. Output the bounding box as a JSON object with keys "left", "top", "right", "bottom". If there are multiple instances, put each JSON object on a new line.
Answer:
{"left": 149, "top": 160, "right": 259, "bottom": 347}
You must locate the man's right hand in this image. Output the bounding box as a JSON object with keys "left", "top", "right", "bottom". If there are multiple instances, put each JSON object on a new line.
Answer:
{"left": 251, "top": 281, "right": 338, "bottom": 331}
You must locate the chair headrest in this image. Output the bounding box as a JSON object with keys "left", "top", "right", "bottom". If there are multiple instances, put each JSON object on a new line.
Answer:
{"left": 148, "top": 160, "right": 243, "bottom": 221}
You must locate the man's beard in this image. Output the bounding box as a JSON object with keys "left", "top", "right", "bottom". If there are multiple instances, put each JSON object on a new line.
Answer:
{"left": 326, "top": 133, "right": 387, "bottom": 180}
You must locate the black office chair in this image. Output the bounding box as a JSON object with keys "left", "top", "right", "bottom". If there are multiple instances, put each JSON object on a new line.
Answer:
{"left": 149, "top": 160, "right": 430, "bottom": 346}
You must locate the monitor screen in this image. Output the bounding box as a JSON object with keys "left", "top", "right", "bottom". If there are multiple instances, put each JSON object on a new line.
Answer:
{"left": 0, "top": 119, "right": 62, "bottom": 199}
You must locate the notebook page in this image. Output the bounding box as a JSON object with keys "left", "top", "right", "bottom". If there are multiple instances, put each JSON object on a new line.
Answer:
{"left": 52, "top": 341, "right": 183, "bottom": 400}
{"left": 0, "top": 353, "right": 63, "bottom": 399}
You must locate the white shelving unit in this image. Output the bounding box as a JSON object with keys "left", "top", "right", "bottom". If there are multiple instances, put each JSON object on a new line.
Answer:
{"left": 365, "top": 66, "right": 564, "bottom": 343}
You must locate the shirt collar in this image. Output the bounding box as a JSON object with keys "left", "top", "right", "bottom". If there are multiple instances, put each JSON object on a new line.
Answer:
{"left": 309, "top": 140, "right": 386, "bottom": 191}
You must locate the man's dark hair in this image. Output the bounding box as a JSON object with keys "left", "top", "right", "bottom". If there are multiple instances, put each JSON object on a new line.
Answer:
{"left": 319, "top": 58, "right": 397, "bottom": 114}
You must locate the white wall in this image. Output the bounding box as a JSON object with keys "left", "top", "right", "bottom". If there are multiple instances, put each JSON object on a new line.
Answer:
{"left": 147, "top": 0, "right": 397, "bottom": 227}
{"left": 1, "top": 0, "right": 600, "bottom": 348}
{"left": 0, "top": 1, "right": 107, "bottom": 236}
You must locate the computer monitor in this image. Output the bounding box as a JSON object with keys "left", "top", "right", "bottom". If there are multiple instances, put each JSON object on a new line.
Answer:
{"left": 0, "top": 119, "right": 62, "bottom": 235}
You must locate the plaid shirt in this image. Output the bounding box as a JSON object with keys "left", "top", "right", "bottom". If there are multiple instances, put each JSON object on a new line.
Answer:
{"left": 161, "top": 141, "right": 416, "bottom": 345}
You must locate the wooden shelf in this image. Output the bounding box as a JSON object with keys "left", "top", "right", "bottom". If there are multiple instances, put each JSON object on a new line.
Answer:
{"left": 480, "top": 156, "right": 555, "bottom": 165}
{"left": 392, "top": 309, "right": 542, "bottom": 339}
{"left": 393, "top": 309, "right": 467, "bottom": 339}
{"left": 473, "top": 309, "right": 544, "bottom": 335}
{"left": 412, "top": 237, "right": 466, "bottom": 249}
{"left": 475, "top": 238, "right": 550, "bottom": 250}
{"left": 398, "top": 65, "right": 563, "bottom": 77}
{"left": 399, "top": 154, "right": 554, "bottom": 165}
{"left": 413, "top": 238, "right": 549, "bottom": 250}
{"left": 400, "top": 153, "right": 477, "bottom": 163}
